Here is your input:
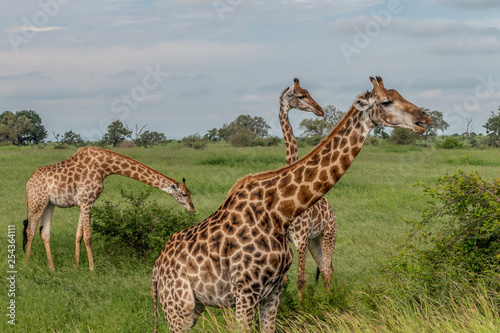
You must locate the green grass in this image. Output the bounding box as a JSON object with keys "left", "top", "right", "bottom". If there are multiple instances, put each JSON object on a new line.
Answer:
{"left": 0, "top": 143, "right": 499, "bottom": 332}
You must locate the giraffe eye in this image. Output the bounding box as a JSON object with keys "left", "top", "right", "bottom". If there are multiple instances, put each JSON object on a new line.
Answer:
{"left": 381, "top": 100, "right": 392, "bottom": 106}
{"left": 181, "top": 193, "right": 188, "bottom": 197}
{"left": 297, "top": 95, "right": 305, "bottom": 99}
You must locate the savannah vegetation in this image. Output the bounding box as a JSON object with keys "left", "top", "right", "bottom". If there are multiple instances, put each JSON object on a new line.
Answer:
{"left": 0, "top": 140, "right": 499, "bottom": 332}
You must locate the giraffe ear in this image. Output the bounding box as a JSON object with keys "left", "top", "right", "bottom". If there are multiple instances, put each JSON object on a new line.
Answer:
{"left": 353, "top": 98, "right": 370, "bottom": 111}
{"left": 294, "top": 78, "right": 304, "bottom": 97}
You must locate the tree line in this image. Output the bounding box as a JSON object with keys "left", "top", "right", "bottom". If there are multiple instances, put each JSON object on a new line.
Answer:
{"left": 2, "top": 107, "right": 500, "bottom": 149}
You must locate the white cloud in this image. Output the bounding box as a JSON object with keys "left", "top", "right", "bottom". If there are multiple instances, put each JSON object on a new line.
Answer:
{"left": 433, "top": 0, "right": 500, "bottom": 9}
{"left": 418, "top": 89, "right": 443, "bottom": 100}
{"left": 426, "top": 37, "right": 500, "bottom": 54}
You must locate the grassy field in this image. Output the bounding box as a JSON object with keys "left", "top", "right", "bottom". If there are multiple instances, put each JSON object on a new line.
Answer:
{"left": 0, "top": 142, "right": 499, "bottom": 332}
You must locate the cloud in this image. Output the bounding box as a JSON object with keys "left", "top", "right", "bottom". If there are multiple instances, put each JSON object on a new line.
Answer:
{"left": 177, "top": 86, "right": 212, "bottom": 97}
{"left": 109, "top": 69, "right": 138, "bottom": 79}
{"left": 426, "top": 37, "right": 500, "bottom": 54}
{"left": 330, "top": 16, "right": 500, "bottom": 37}
{"left": 418, "top": 89, "right": 443, "bottom": 100}
{"left": 0, "top": 71, "right": 49, "bottom": 81}
{"left": 433, "top": 0, "right": 500, "bottom": 9}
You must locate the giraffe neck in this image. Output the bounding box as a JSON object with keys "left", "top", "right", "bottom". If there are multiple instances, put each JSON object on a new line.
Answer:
{"left": 279, "top": 96, "right": 298, "bottom": 165}
{"left": 273, "top": 106, "right": 375, "bottom": 221}
{"left": 85, "top": 148, "right": 178, "bottom": 190}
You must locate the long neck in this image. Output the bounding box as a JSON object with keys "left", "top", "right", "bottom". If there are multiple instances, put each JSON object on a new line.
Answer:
{"left": 94, "top": 149, "right": 177, "bottom": 190}
{"left": 272, "top": 106, "right": 374, "bottom": 221}
{"left": 279, "top": 99, "right": 298, "bottom": 165}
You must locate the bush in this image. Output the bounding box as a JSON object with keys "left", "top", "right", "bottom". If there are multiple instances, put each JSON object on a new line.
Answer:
{"left": 250, "top": 136, "right": 281, "bottom": 147}
{"left": 385, "top": 170, "right": 500, "bottom": 293}
{"left": 91, "top": 189, "right": 199, "bottom": 263}
{"left": 182, "top": 133, "right": 207, "bottom": 149}
{"left": 229, "top": 127, "right": 255, "bottom": 147}
{"left": 438, "top": 136, "right": 463, "bottom": 149}
{"left": 389, "top": 128, "right": 419, "bottom": 145}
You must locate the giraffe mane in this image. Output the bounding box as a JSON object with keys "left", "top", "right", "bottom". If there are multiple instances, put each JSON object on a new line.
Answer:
{"left": 77, "top": 146, "right": 180, "bottom": 184}
{"left": 227, "top": 102, "right": 362, "bottom": 198}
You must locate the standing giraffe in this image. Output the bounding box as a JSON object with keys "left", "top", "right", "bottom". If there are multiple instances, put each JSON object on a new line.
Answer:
{"left": 279, "top": 78, "right": 337, "bottom": 297}
{"left": 24, "top": 146, "right": 194, "bottom": 271}
{"left": 152, "top": 76, "right": 431, "bottom": 333}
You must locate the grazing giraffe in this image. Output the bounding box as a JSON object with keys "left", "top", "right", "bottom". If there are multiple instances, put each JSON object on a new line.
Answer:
{"left": 279, "top": 78, "right": 337, "bottom": 297}
{"left": 24, "top": 146, "right": 194, "bottom": 271}
{"left": 152, "top": 76, "right": 431, "bottom": 333}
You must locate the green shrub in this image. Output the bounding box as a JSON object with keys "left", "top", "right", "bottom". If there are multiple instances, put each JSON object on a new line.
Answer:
{"left": 438, "top": 136, "right": 463, "bottom": 149}
{"left": 385, "top": 170, "right": 500, "bottom": 294}
{"left": 250, "top": 136, "right": 281, "bottom": 147}
{"left": 182, "top": 133, "right": 207, "bottom": 149}
{"left": 389, "top": 128, "right": 419, "bottom": 145}
{"left": 91, "top": 189, "right": 199, "bottom": 263}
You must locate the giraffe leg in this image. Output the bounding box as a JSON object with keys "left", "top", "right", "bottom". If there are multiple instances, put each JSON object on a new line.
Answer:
{"left": 307, "top": 236, "right": 325, "bottom": 285}
{"left": 295, "top": 239, "right": 309, "bottom": 298}
{"left": 39, "top": 203, "right": 55, "bottom": 270}
{"left": 158, "top": 274, "right": 196, "bottom": 332}
{"left": 75, "top": 216, "right": 84, "bottom": 268}
{"left": 318, "top": 211, "right": 337, "bottom": 290}
{"left": 78, "top": 204, "right": 94, "bottom": 270}
{"left": 234, "top": 289, "right": 258, "bottom": 332}
{"left": 24, "top": 205, "right": 45, "bottom": 265}
{"left": 259, "top": 286, "right": 283, "bottom": 333}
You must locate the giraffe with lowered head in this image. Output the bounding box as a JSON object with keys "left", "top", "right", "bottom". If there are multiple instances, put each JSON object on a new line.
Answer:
{"left": 279, "top": 78, "right": 337, "bottom": 297}
{"left": 152, "top": 76, "right": 431, "bottom": 333}
{"left": 24, "top": 146, "right": 194, "bottom": 271}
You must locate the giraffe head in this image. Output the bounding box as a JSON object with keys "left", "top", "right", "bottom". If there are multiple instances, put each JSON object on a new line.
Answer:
{"left": 352, "top": 76, "right": 431, "bottom": 134}
{"left": 164, "top": 178, "right": 194, "bottom": 212}
{"left": 281, "top": 78, "right": 324, "bottom": 116}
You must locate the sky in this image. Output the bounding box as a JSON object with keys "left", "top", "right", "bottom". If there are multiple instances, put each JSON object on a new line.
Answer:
{"left": 1, "top": 0, "right": 500, "bottom": 141}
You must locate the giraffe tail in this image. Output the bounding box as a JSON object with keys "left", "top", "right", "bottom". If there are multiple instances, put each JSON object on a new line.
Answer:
{"left": 22, "top": 219, "right": 29, "bottom": 252}
{"left": 152, "top": 267, "right": 158, "bottom": 333}
{"left": 315, "top": 267, "right": 320, "bottom": 282}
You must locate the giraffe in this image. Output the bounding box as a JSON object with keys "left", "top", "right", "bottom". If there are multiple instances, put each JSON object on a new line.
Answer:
{"left": 23, "top": 146, "right": 194, "bottom": 271}
{"left": 152, "top": 76, "right": 431, "bottom": 333}
{"left": 279, "top": 78, "right": 337, "bottom": 297}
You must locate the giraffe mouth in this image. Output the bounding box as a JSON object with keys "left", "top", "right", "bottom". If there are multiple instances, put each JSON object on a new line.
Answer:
{"left": 413, "top": 122, "right": 427, "bottom": 134}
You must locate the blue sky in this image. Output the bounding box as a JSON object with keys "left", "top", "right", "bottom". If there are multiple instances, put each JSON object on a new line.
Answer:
{"left": 1, "top": 0, "right": 500, "bottom": 140}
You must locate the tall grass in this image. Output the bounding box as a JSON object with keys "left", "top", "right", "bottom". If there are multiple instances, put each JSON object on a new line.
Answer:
{"left": 0, "top": 143, "right": 499, "bottom": 332}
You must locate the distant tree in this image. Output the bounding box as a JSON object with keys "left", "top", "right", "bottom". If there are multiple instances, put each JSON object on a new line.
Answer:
{"left": 424, "top": 109, "right": 449, "bottom": 137}
{"left": 483, "top": 109, "right": 500, "bottom": 147}
{"left": 373, "top": 125, "right": 389, "bottom": 139}
{"left": 462, "top": 118, "right": 474, "bottom": 146}
{"left": 389, "top": 128, "right": 419, "bottom": 145}
{"left": 61, "top": 130, "right": 85, "bottom": 147}
{"left": 299, "top": 105, "right": 345, "bottom": 138}
{"left": 0, "top": 111, "right": 30, "bottom": 145}
{"left": 204, "top": 128, "right": 220, "bottom": 142}
{"left": 182, "top": 133, "right": 207, "bottom": 149}
{"left": 136, "top": 131, "right": 167, "bottom": 148}
{"left": 219, "top": 115, "right": 270, "bottom": 142}
{"left": 229, "top": 127, "right": 256, "bottom": 147}
{"left": 15, "top": 110, "right": 47, "bottom": 144}
{"left": 101, "top": 120, "right": 132, "bottom": 147}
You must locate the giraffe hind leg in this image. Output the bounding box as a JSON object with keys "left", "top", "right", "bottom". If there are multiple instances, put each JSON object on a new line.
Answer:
{"left": 39, "top": 203, "right": 55, "bottom": 270}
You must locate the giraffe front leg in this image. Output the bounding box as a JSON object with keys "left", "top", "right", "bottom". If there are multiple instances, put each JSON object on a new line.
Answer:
{"left": 259, "top": 286, "right": 283, "bottom": 333}
{"left": 39, "top": 203, "right": 55, "bottom": 270}
{"left": 234, "top": 290, "right": 258, "bottom": 332}
{"left": 319, "top": 212, "right": 337, "bottom": 290}
{"left": 78, "top": 204, "right": 94, "bottom": 271}
{"left": 75, "top": 216, "right": 84, "bottom": 268}
{"left": 295, "top": 239, "right": 309, "bottom": 298}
